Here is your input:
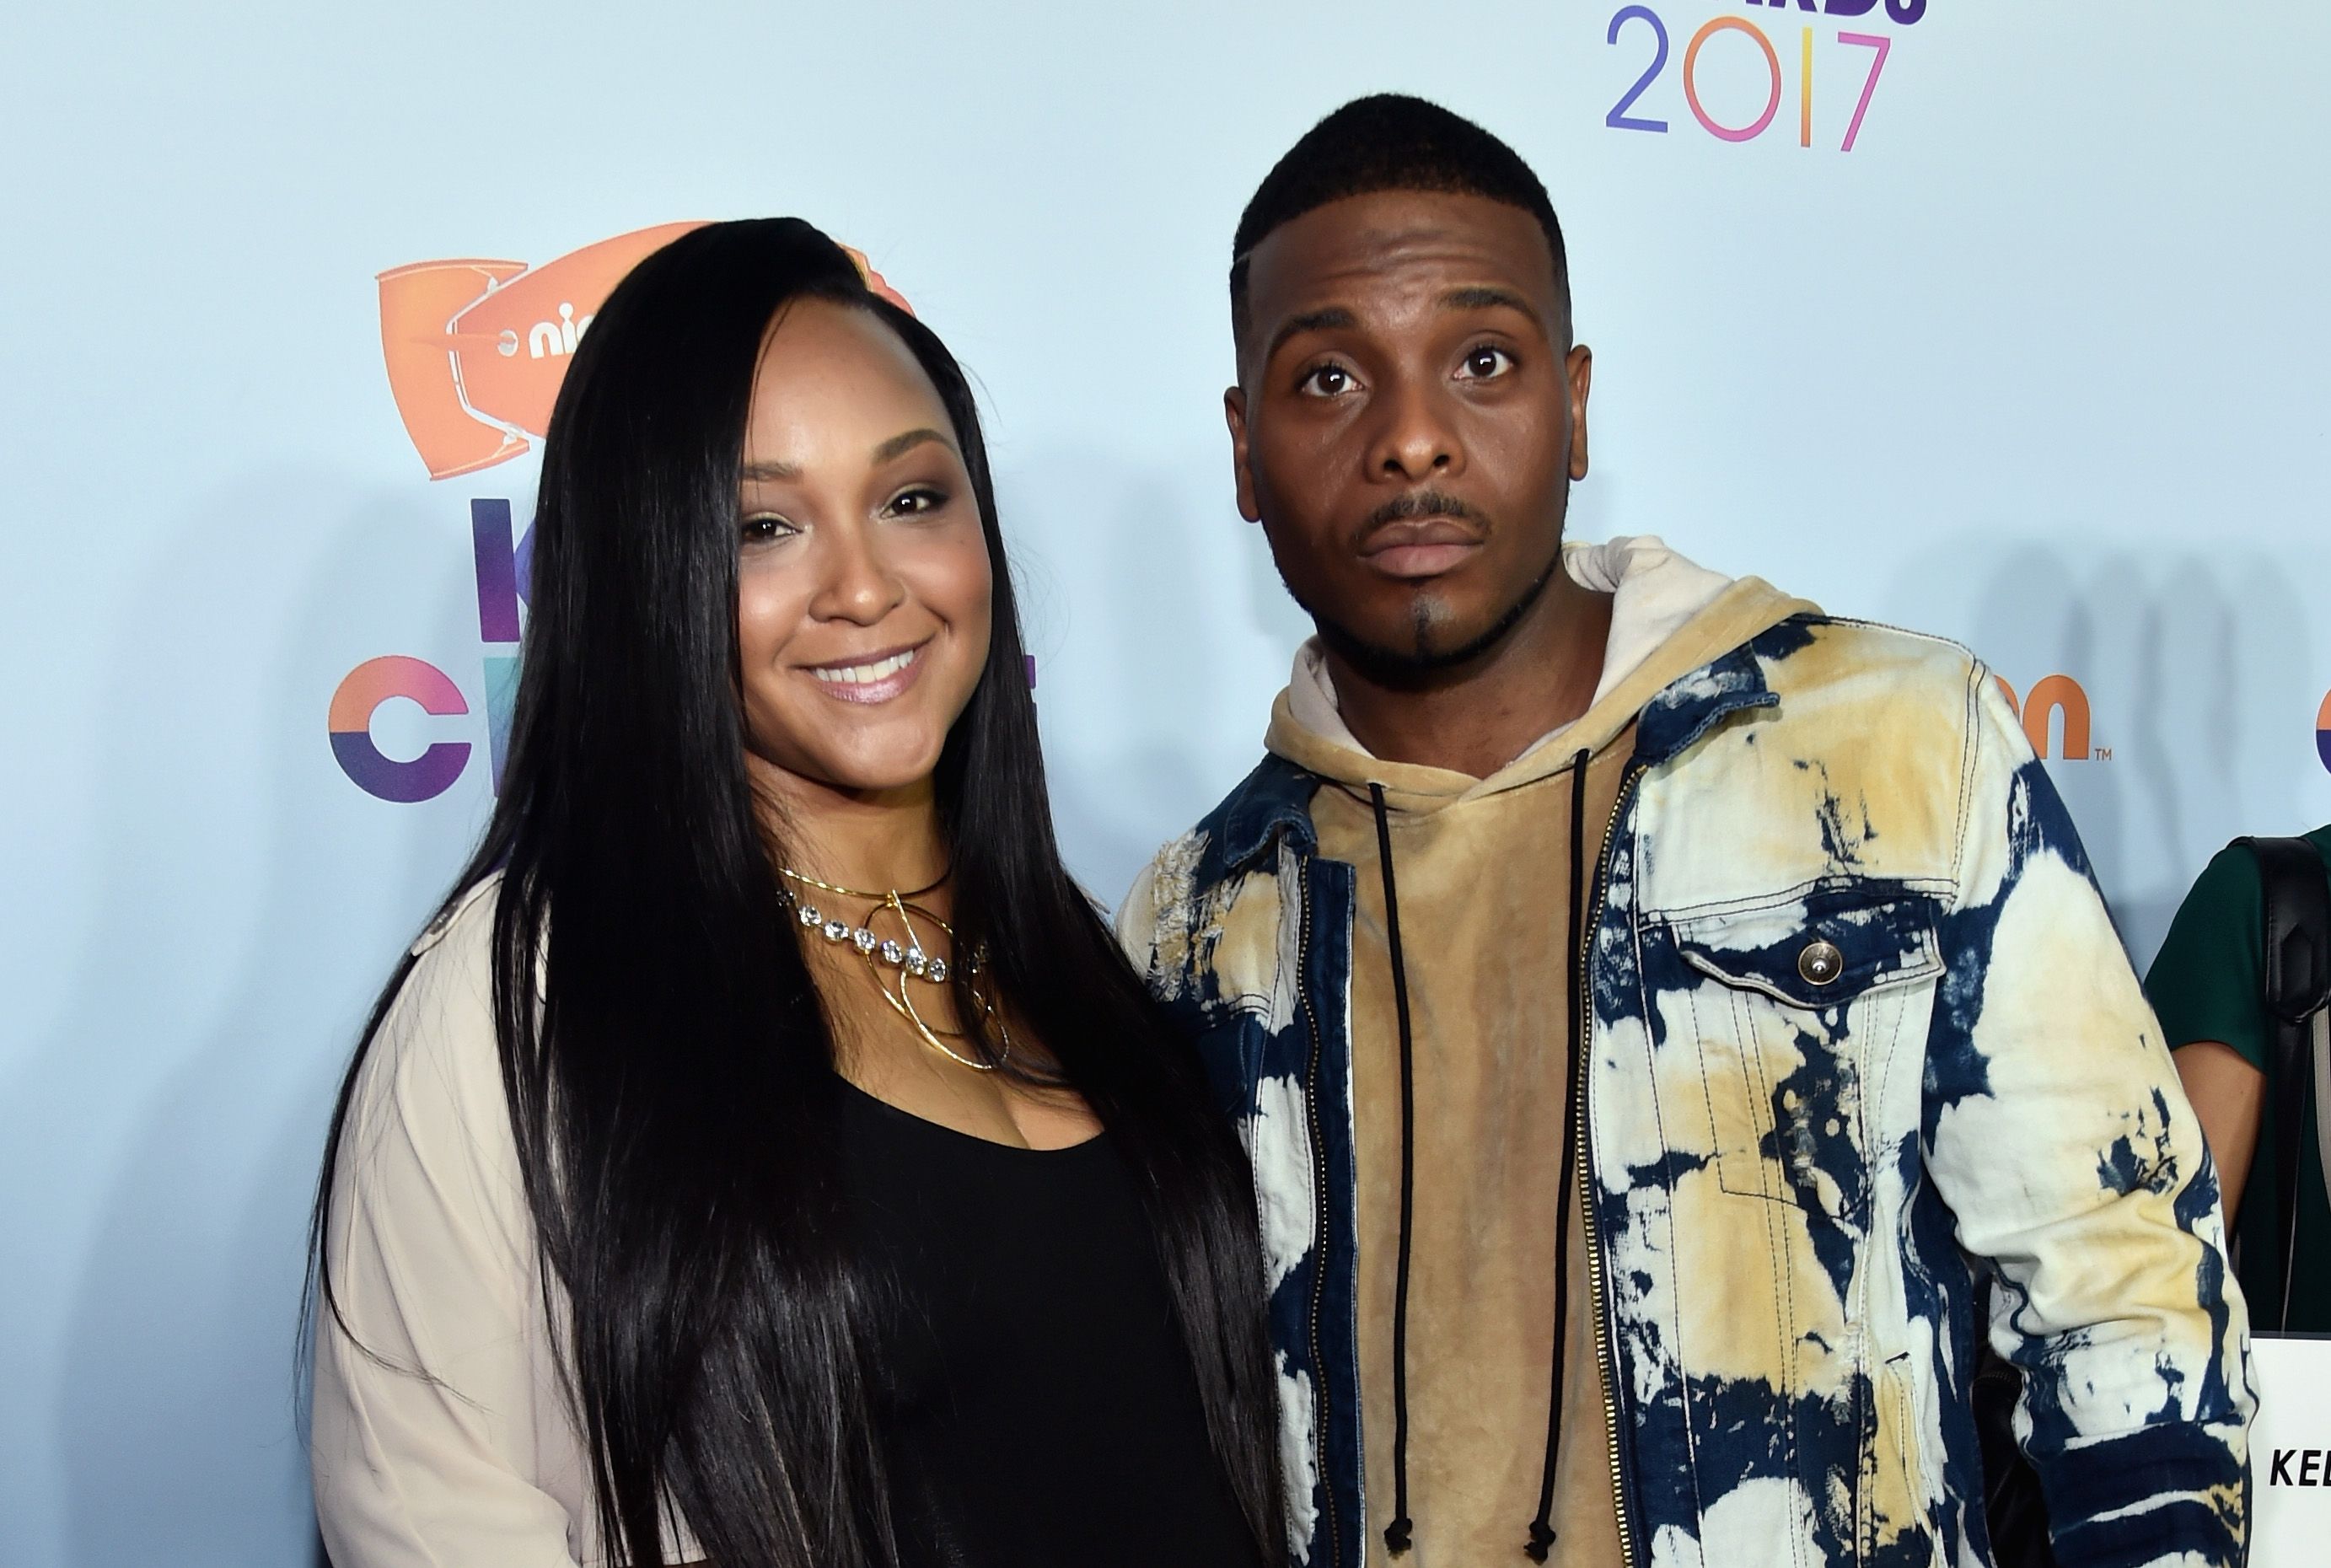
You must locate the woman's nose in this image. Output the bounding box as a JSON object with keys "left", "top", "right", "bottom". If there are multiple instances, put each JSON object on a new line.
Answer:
{"left": 808, "top": 524, "right": 907, "bottom": 626}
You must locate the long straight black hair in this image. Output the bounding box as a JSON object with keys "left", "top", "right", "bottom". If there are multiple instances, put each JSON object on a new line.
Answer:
{"left": 308, "top": 218, "right": 1281, "bottom": 1565}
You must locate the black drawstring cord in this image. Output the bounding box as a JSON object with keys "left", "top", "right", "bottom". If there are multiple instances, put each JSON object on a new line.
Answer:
{"left": 1368, "top": 782, "right": 1419, "bottom": 1555}
{"left": 1525, "top": 748, "right": 1594, "bottom": 1561}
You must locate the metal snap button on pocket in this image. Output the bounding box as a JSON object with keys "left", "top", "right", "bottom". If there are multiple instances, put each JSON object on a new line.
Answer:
{"left": 1797, "top": 938, "right": 1845, "bottom": 986}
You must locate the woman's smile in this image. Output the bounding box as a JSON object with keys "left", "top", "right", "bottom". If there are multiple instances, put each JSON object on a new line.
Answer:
{"left": 803, "top": 640, "right": 929, "bottom": 704}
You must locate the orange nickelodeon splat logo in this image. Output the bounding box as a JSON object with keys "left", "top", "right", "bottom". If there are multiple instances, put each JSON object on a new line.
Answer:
{"left": 1996, "top": 674, "right": 2105, "bottom": 762}
{"left": 377, "top": 223, "right": 911, "bottom": 479}
{"left": 378, "top": 223, "right": 701, "bottom": 478}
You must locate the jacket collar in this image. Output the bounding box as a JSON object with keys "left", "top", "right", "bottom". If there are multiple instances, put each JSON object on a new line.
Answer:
{"left": 1211, "top": 754, "right": 1323, "bottom": 873}
{"left": 1630, "top": 619, "right": 1804, "bottom": 765}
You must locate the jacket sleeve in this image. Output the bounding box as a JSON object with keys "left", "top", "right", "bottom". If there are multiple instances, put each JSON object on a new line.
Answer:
{"left": 1922, "top": 669, "right": 2253, "bottom": 1568}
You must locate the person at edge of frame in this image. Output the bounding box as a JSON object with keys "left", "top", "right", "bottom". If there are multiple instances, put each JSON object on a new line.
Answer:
{"left": 2149, "top": 824, "right": 2331, "bottom": 1331}
{"left": 1115, "top": 94, "right": 2253, "bottom": 1568}
{"left": 307, "top": 220, "right": 1281, "bottom": 1568}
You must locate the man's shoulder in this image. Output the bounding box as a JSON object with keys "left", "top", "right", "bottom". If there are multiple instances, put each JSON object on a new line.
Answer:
{"left": 1631, "top": 616, "right": 1994, "bottom": 900}
{"left": 1115, "top": 754, "right": 1318, "bottom": 982}
{"left": 1740, "top": 614, "right": 1993, "bottom": 753}
{"left": 1157, "top": 753, "right": 1321, "bottom": 887}
{"left": 1758, "top": 614, "right": 1987, "bottom": 706}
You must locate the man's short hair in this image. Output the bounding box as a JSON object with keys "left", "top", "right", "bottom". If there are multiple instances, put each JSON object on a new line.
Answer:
{"left": 1230, "top": 94, "right": 1570, "bottom": 348}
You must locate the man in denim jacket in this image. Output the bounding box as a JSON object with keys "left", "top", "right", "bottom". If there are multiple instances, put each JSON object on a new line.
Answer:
{"left": 1118, "top": 95, "right": 2251, "bottom": 1568}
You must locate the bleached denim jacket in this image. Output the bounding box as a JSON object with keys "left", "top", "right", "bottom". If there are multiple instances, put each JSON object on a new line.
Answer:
{"left": 1119, "top": 615, "right": 2253, "bottom": 1568}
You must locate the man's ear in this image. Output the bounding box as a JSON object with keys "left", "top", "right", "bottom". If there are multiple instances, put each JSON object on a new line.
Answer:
{"left": 1566, "top": 345, "right": 1593, "bottom": 482}
{"left": 1225, "top": 385, "right": 1260, "bottom": 523}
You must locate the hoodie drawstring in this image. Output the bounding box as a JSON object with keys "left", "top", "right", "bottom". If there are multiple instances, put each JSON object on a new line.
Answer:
{"left": 1367, "top": 781, "right": 1420, "bottom": 1555}
{"left": 1369, "top": 749, "right": 1597, "bottom": 1560}
{"left": 1525, "top": 748, "right": 1594, "bottom": 1560}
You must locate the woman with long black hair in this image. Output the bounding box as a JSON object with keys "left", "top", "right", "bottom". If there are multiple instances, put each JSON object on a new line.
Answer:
{"left": 307, "top": 219, "right": 1281, "bottom": 1568}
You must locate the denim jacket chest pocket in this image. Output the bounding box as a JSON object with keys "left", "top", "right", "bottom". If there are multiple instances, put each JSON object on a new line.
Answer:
{"left": 1656, "top": 884, "right": 1945, "bottom": 1225}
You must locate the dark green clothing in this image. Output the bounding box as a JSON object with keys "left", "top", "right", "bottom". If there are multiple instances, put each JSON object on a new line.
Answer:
{"left": 2145, "top": 826, "right": 2331, "bottom": 1332}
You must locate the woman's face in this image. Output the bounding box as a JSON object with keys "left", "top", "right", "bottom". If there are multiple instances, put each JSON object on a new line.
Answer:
{"left": 734, "top": 299, "right": 993, "bottom": 800}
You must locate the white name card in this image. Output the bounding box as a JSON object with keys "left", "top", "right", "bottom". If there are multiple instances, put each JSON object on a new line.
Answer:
{"left": 2250, "top": 1334, "right": 2331, "bottom": 1565}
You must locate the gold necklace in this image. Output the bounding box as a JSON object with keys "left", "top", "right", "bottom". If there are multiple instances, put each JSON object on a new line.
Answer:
{"left": 776, "top": 867, "right": 1012, "bottom": 1072}
{"left": 779, "top": 864, "right": 951, "bottom": 903}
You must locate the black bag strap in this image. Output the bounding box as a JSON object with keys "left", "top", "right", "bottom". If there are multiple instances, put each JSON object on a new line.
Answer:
{"left": 2236, "top": 835, "right": 2331, "bottom": 1330}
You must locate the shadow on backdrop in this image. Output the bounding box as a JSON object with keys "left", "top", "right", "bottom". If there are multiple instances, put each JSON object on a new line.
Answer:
{"left": 1887, "top": 535, "right": 2309, "bottom": 968}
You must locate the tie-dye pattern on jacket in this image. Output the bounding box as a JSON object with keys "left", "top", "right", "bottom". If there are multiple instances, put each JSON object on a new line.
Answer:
{"left": 1118, "top": 615, "right": 2253, "bottom": 1568}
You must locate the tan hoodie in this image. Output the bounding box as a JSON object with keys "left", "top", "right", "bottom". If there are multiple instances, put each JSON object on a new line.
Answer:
{"left": 1265, "top": 537, "right": 1814, "bottom": 1565}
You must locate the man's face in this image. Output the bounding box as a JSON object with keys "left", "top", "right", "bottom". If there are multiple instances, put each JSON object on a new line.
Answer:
{"left": 1227, "top": 189, "right": 1592, "bottom": 676}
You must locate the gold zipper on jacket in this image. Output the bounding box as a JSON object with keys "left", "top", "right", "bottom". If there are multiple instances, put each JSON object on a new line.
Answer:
{"left": 1577, "top": 760, "right": 1648, "bottom": 1568}
{"left": 1295, "top": 861, "right": 1344, "bottom": 1568}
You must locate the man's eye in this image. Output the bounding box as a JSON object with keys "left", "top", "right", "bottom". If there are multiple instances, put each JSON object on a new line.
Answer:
{"left": 1298, "top": 363, "right": 1357, "bottom": 398}
{"left": 741, "top": 513, "right": 797, "bottom": 544}
{"left": 1458, "top": 346, "right": 1515, "bottom": 380}
{"left": 886, "top": 486, "right": 950, "bottom": 518}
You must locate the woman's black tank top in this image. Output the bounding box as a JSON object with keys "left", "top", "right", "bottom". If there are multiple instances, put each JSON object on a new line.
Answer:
{"left": 838, "top": 1079, "right": 1269, "bottom": 1568}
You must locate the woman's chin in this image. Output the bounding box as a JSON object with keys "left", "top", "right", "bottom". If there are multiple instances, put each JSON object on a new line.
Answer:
{"left": 751, "top": 744, "right": 946, "bottom": 803}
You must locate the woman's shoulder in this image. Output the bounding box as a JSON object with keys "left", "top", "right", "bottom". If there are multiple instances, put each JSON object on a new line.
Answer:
{"left": 408, "top": 868, "right": 505, "bottom": 959}
{"left": 345, "top": 872, "right": 518, "bottom": 1177}
{"left": 2146, "top": 846, "right": 2268, "bottom": 1059}
{"left": 390, "top": 868, "right": 507, "bottom": 1041}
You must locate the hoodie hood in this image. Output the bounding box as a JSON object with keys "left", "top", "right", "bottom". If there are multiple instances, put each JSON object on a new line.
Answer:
{"left": 1265, "top": 534, "right": 1818, "bottom": 814}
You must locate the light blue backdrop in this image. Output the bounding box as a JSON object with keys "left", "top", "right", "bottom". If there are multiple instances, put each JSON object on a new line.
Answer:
{"left": 3, "top": 2, "right": 2325, "bottom": 1562}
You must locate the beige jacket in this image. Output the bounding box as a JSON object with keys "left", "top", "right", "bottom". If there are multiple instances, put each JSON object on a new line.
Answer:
{"left": 310, "top": 876, "right": 698, "bottom": 1568}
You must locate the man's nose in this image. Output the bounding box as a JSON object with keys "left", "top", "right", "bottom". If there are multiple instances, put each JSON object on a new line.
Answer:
{"left": 1367, "top": 373, "right": 1464, "bottom": 483}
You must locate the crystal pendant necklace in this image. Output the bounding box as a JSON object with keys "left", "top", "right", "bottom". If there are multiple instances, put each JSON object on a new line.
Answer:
{"left": 776, "top": 865, "right": 1011, "bottom": 1072}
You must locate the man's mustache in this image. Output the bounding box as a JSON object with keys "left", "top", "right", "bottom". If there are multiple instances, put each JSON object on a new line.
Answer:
{"left": 1356, "top": 490, "right": 1487, "bottom": 543}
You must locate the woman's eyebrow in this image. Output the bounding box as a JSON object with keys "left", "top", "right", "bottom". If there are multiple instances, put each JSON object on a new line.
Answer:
{"left": 873, "top": 427, "right": 955, "bottom": 464}
{"left": 739, "top": 427, "right": 954, "bottom": 484}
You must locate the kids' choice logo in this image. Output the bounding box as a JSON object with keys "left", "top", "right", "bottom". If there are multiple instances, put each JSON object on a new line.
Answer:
{"left": 330, "top": 500, "right": 532, "bottom": 802}
{"left": 329, "top": 656, "right": 475, "bottom": 803}
{"left": 339, "top": 224, "right": 909, "bottom": 803}
{"left": 1996, "top": 674, "right": 2110, "bottom": 764}
{"left": 1602, "top": 0, "right": 1922, "bottom": 153}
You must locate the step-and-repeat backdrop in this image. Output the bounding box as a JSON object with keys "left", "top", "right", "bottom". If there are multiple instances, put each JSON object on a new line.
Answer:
{"left": 3, "top": 2, "right": 2326, "bottom": 1561}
